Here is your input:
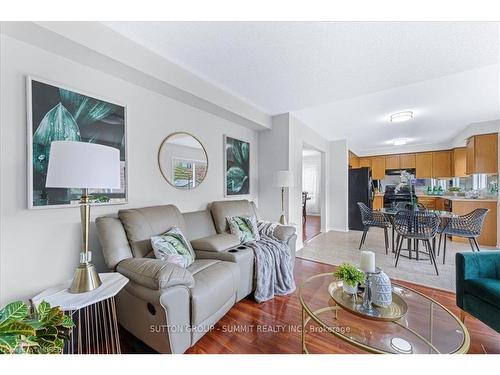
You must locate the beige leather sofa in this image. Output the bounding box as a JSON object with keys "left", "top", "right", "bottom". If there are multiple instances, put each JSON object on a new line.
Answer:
{"left": 96, "top": 199, "right": 296, "bottom": 353}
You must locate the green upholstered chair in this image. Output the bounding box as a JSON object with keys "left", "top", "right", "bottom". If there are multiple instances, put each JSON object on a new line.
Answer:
{"left": 456, "top": 251, "right": 500, "bottom": 333}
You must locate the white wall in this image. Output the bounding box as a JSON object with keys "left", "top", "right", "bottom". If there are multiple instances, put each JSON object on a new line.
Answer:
{"left": 328, "top": 139, "right": 349, "bottom": 232}
{"left": 0, "top": 35, "right": 259, "bottom": 305}
{"left": 258, "top": 114, "right": 290, "bottom": 222}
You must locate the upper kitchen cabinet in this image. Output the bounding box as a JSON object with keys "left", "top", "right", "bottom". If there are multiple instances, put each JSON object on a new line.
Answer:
{"left": 466, "top": 133, "right": 498, "bottom": 174}
{"left": 399, "top": 153, "right": 416, "bottom": 169}
{"left": 371, "top": 156, "right": 386, "bottom": 180}
{"left": 359, "top": 157, "right": 371, "bottom": 168}
{"left": 432, "top": 151, "right": 452, "bottom": 178}
{"left": 452, "top": 147, "right": 467, "bottom": 177}
{"left": 416, "top": 152, "right": 433, "bottom": 178}
{"left": 385, "top": 155, "right": 400, "bottom": 169}
{"left": 349, "top": 151, "right": 360, "bottom": 168}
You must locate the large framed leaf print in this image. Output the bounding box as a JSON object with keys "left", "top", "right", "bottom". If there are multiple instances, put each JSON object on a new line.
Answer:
{"left": 224, "top": 135, "right": 250, "bottom": 196}
{"left": 27, "top": 77, "right": 127, "bottom": 208}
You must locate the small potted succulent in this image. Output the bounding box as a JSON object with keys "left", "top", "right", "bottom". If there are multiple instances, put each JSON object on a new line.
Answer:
{"left": 334, "top": 263, "right": 365, "bottom": 295}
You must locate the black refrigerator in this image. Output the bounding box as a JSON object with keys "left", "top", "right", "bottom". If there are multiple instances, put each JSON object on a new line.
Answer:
{"left": 348, "top": 167, "right": 374, "bottom": 231}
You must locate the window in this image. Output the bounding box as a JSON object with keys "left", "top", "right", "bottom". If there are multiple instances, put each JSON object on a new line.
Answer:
{"left": 172, "top": 157, "right": 207, "bottom": 189}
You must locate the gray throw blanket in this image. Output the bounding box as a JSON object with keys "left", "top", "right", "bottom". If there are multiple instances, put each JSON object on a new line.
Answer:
{"left": 245, "top": 221, "right": 296, "bottom": 303}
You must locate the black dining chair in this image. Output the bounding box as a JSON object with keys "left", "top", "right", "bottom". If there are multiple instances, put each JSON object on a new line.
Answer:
{"left": 438, "top": 208, "right": 489, "bottom": 264}
{"left": 394, "top": 210, "right": 440, "bottom": 275}
{"left": 357, "top": 202, "right": 391, "bottom": 254}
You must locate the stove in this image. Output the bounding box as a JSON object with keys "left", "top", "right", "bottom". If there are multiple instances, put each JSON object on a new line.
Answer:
{"left": 383, "top": 185, "right": 415, "bottom": 208}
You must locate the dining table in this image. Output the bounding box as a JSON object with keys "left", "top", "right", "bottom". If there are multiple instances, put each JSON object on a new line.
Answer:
{"left": 375, "top": 207, "right": 458, "bottom": 259}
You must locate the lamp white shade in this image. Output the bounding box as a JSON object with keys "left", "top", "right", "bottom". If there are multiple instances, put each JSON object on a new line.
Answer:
{"left": 45, "top": 141, "right": 121, "bottom": 189}
{"left": 273, "top": 170, "right": 294, "bottom": 188}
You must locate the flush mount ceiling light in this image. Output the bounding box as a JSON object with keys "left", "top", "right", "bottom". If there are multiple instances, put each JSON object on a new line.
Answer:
{"left": 393, "top": 138, "right": 408, "bottom": 146}
{"left": 390, "top": 111, "right": 413, "bottom": 123}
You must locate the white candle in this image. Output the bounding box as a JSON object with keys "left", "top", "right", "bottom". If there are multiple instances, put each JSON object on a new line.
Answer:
{"left": 360, "top": 251, "right": 376, "bottom": 273}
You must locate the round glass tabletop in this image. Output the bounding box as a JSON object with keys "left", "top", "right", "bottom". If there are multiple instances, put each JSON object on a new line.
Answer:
{"left": 299, "top": 273, "right": 470, "bottom": 354}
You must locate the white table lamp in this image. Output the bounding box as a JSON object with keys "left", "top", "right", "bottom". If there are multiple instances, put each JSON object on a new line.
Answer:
{"left": 46, "top": 141, "right": 121, "bottom": 293}
{"left": 273, "top": 170, "right": 294, "bottom": 225}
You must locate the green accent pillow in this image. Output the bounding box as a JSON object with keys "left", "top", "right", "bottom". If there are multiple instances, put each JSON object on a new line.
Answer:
{"left": 226, "top": 216, "right": 260, "bottom": 244}
{"left": 151, "top": 227, "right": 194, "bottom": 268}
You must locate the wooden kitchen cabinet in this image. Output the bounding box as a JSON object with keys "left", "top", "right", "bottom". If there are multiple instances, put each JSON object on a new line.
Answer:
{"left": 418, "top": 196, "right": 436, "bottom": 210}
{"left": 416, "top": 152, "right": 433, "bottom": 178}
{"left": 432, "top": 151, "right": 452, "bottom": 178}
{"left": 435, "top": 197, "right": 445, "bottom": 211}
{"left": 466, "top": 133, "right": 498, "bottom": 174}
{"left": 373, "top": 195, "right": 384, "bottom": 209}
{"left": 371, "top": 156, "right": 386, "bottom": 180}
{"left": 359, "top": 157, "right": 371, "bottom": 168}
{"left": 452, "top": 200, "right": 497, "bottom": 246}
{"left": 385, "top": 155, "right": 400, "bottom": 169}
{"left": 452, "top": 147, "right": 467, "bottom": 177}
{"left": 399, "top": 153, "right": 416, "bottom": 169}
{"left": 349, "top": 151, "right": 360, "bottom": 168}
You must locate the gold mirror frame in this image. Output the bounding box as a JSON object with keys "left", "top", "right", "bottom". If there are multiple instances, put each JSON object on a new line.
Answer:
{"left": 157, "top": 132, "right": 209, "bottom": 190}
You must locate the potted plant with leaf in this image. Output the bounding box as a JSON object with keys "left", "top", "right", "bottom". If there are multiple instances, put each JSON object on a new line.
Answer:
{"left": 334, "top": 263, "right": 365, "bottom": 295}
{"left": 0, "top": 300, "right": 74, "bottom": 354}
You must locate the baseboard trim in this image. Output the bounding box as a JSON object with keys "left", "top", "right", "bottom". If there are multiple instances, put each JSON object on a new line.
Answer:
{"left": 327, "top": 227, "right": 349, "bottom": 233}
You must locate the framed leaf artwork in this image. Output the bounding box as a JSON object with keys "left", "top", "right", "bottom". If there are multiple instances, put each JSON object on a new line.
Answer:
{"left": 224, "top": 135, "right": 250, "bottom": 196}
{"left": 27, "top": 77, "right": 128, "bottom": 208}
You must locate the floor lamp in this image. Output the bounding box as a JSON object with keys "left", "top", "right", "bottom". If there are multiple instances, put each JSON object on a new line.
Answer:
{"left": 45, "top": 141, "right": 121, "bottom": 293}
{"left": 273, "top": 170, "right": 294, "bottom": 225}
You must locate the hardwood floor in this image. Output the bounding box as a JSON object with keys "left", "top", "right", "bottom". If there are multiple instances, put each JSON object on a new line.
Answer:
{"left": 303, "top": 215, "right": 321, "bottom": 242}
{"left": 120, "top": 258, "right": 500, "bottom": 354}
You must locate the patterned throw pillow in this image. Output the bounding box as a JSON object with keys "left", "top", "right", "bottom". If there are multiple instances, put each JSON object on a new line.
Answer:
{"left": 226, "top": 215, "right": 260, "bottom": 244}
{"left": 151, "top": 227, "right": 194, "bottom": 268}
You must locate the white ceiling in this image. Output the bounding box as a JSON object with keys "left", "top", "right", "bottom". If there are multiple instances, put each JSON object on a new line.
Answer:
{"left": 104, "top": 22, "right": 500, "bottom": 153}
{"left": 295, "top": 64, "right": 500, "bottom": 154}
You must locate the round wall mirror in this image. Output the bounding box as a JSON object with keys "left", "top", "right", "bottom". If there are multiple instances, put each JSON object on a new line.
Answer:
{"left": 158, "top": 132, "right": 208, "bottom": 190}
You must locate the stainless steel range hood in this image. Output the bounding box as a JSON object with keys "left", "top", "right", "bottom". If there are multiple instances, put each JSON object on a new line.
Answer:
{"left": 385, "top": 168, "right": 416, "bottom": 176}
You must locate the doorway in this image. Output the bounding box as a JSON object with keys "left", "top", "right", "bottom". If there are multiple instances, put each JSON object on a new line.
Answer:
{"left": 302, "top": 146, "right": 323, "bottom": 242}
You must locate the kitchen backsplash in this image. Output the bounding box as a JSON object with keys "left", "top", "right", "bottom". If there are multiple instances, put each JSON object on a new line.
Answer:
{"left": 379, "top": 173, "right": 498, "bottom": 196}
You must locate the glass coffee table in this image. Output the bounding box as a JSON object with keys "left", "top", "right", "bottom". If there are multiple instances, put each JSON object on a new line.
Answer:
{"left": 299, "top": 273, "right": 470, "bottom": 354}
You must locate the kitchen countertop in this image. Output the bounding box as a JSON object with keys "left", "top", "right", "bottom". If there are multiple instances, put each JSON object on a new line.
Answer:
{"left": 375, "top": 191, "right": 497, "bottom": 202}
{"left": 419, "top": 195, "right": 498, "bottom": 202}
{"left": 416, "top": 192, "right": 497, "bottom": 202}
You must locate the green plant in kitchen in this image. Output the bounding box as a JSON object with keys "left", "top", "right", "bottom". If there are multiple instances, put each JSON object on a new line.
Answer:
{"left": 334, "top": 263, "right": 365, "bottom": 287}
{"left": 0, "top": 300, "right": 74, "bottom": 354}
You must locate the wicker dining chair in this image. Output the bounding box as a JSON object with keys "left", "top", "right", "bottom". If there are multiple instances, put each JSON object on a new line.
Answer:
{"left": 438, "top": 208, "right": 489, "bottom": 264}
{"left": 393, "top": 210, "right": 440, "bottom": 275}
{"left": 357, "top": 202, "right": 391, "bottom": 254}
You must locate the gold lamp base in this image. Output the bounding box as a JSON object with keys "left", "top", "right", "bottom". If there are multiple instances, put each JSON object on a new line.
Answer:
{"left": 69, "top": 263, "right": 102, "bottom": 293}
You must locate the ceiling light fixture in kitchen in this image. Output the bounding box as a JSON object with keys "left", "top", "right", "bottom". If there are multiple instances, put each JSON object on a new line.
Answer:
{"left": 390, "top": 111, "right": 413, "bottom": 123}
{"left": 393, "top": 138, "right": 408, "bottom": 146}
